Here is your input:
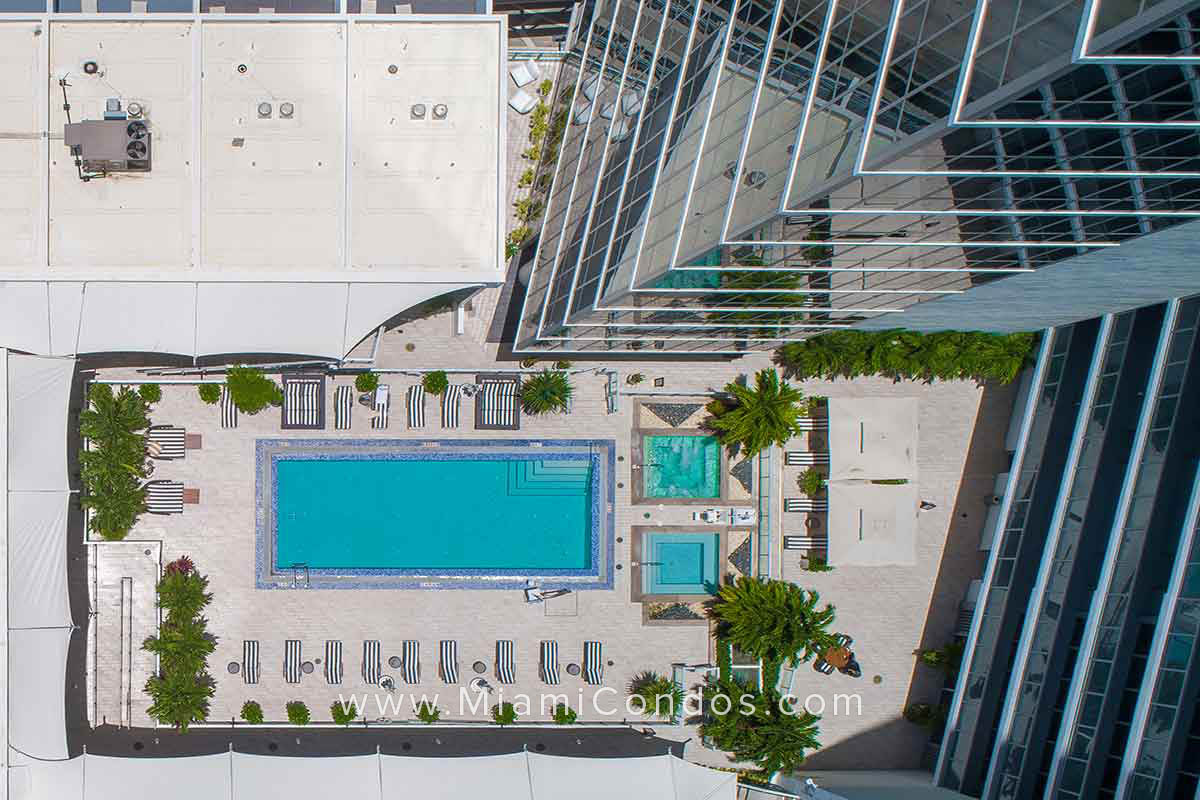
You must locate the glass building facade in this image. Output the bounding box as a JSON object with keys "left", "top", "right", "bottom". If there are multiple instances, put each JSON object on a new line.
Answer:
{"left": 936, "top": 292, "right": 1200, "bottom": 799}
{"left": 514, "top": 0, "right": 1200, "bottom": 353}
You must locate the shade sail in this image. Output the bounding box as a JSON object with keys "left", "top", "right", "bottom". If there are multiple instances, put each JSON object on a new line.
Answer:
{"left": 87, "top": 754, "right": 232, "bottom": 800}
{"left": 827, "top": 480, "right": 919, "bottom": 567}
{"left": 827, "top": 397, "right": 918, "bottom": 483}
{"left": 6, "top": 353, "right": 73, "bottom": 492}
{"left": 232, "top": 753, "right": 379, "bottom": 800}
{"left": 7, "top": 491, "right": 72, "bottom": 630}
{"left": 0, "top": 283, "right": 52, "bottom": 355}
{"left": 380, "top": 752, "right": 529, "bottom": 800}
{"left": 8, "top": 628, "right": 72, "bottom": 761}
{"left": 0, "top": 281, "right": 482, "bottom": 359}
{"left": 76, "top": 283, "right": 198, "bottom": 356}
{"left": 12, "top": 751, "right": 738, "bottom": 800}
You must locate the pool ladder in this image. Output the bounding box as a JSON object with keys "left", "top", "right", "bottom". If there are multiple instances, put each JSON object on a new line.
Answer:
{"left": 290, "top": 564, "right": 310, "bottom": 589}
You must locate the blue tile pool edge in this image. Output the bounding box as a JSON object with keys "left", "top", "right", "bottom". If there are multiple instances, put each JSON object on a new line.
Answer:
{"left": 254, "top": 438, "right": 615, "bottom": 591}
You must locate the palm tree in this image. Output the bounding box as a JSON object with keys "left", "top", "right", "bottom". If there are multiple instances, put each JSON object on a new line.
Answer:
{"left": 710, "top": 576, "right": 836, "bottom": 664}
{"left": 628, "top": 671, "right": 685, "bottom": 721}
{"left": 520, "top": 369, "right": 573, "bottom": 414}
{"left": 700, "top": 678, "right": 822, "bottom": 774}
{"left": 706, "top": 368, "right": 805, "bottom": 456}
{"left": 145, "top": 670, "right": 214, "bottom": 731}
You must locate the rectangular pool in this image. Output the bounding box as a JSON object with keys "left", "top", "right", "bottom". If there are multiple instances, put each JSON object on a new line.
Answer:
{"left": 642, "top": 434, "right": 721, "bottom": 499}
{"left": 642, "top": 532, "right": 721, "bottom": 596}
{"left": 256, "top": 439, "right": 614, "bottom": 589}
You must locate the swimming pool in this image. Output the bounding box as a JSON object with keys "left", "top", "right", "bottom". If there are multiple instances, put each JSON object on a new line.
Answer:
{"left": 256, "top": 439, "right": 614, "bottom": 590}
{"left": 642, "top": 532, "right": 721, "bottom": 595}
{"left": 642, "top": 435, "right": 721, "bottom": 499}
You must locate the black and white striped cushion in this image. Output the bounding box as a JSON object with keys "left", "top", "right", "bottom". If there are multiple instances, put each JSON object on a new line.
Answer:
{"left": 439, "top": 640, "right": 458, "bottom": 684}
{"left": 406, "top": 385, "right": 425, "bottom": 429}
{"left": 284, "top": 640, "right": 302, "bottom": 684}
{"left": 362, "top": 640, "right": 381, "bottom": 684}
{"left": 148, "top": 426, "right": 186, "bottom": 459}
{"left": 583, "top": 641, "right": 603, "bottom": 685}
{"left": 334, "top": 385, "right": 353, "bottom": 430}
{"left": 441, "top": 385, "right": 461, "bottom": 429}
{"left": 220, "top": 386, "right": 238, "bottom": 429}
{"left": 325, "top": 640, "right": 342, "bottom": 685}
{"left": 243, "top": 640, "right": 259, "bottom": 685}
{"left": 496, "top": 640, "right": 515, "bottom": 685}
{"left": 144, "top": 480, "right": 184, "bottom": 514}
{"left": 401, "top": 640, "right": 420, "bottom": 684}
{"left": 540, "top": 641, "right": 559, "bottom": 685}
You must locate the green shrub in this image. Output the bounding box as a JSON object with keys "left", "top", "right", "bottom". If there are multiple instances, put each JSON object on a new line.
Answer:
{"left": 355, "top": 372, "right": 380, "bottom": 393}
{"left": 241, "top": 700, "right": 264, "bottom": 724}
{"left": 775, "top": 330, "right": 1037, "bottom": 385}
{"left": 538, "top": 78, "right": 553, "bottom": 97}
{"left": 805, "top": 554, "right": 834, "bottom": 573}
{"left": 137, "top": 383, "right": 162, "bottom": 405}
{"left": 517, "top": 168, "right": 535, "bottom": 188}
{"left": 520, "top": 357, "right": 538, "bottom": 368}
{"left": 521, "top": 370, "right": 573, "bottom": 415}
{"left": 79, "top": 383, "right": 150, "bottom": 541}
{"left": 553, "top": 359, "right": 572, "bottom": 370}
{"left": 491, "top": 702, "right": 518, "bottom": 726}
{"left": 198, "top": 384, "right": 221, "bottom": 404}
{"left": 797, "top": 468, "right": 826, "bottom": 498}
{"left": 143, "top": 557, "right": 215, "bottom": 730}
{"left": 225, "top": 367, "right": 282, "bottom": 414}
{"left": 903, "top": 702, "right": 948, "bottom": 730}
{"left": 627, "top": 672, "right": 684, "bottom": 721}
{"left": 627, "top": 373, "right": 645, "bottom": 385}
{"left": 330, "top": 700, "right": 359, "bottom": 725}
{"left": 552, "top": 704, "right": 577, "bottom": 725}
{"left": 916, "top": 641, "right": 964, "bottom": 675}
{"left": 422, "top": 371, "right": 449, "bottom": 396}
{"left": 287, "top": 701, "right": 311, "bottom": 726}
{"left": 416, "top": 701, "right": 441, "bottom": 724}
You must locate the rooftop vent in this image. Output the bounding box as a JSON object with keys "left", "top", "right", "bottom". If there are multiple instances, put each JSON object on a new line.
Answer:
{"left": 410, "top": 103, "right": 426, "bottom": 120}
{"left": 432, "top": 103, "right": 448, "bottom": 120}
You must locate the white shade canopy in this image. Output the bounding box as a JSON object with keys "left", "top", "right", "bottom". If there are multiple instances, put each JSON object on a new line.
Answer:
{"left": 7, "top": 491, "right": 72, "bottom": 630}
{"left": 827, "top": 397, "right": 918, "bottom": 483}
{"left": 827, "top": 480, "right": 919, "bottom": 567}
{"left": 6, "top": 353, "right": 74, "bottom": 492}
{"left": 9, "top": 751, "right": 738, "bottom": 800}
{"left": 0, "top": 280, "right": 471, "bottom": 359}
{"left": 8, "top": 628, "right": 72, "bottom": 761}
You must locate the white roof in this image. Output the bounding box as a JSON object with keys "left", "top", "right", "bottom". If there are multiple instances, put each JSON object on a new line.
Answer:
{"left": 828, "top": 397, "right": 918, "bottom": 482}
{"left": 0, "top": 17, "right": 504, "bottom": 358}
{"left": 827, "top": 480, "right": 919, "bottom": 567}
{"left": 8, "top": 751, "right": 739, "bottom": 800}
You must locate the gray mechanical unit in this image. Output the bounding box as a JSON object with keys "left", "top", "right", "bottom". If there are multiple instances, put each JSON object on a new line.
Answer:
{"left": 63, "top": 118, "right": 151, "bottom": 174}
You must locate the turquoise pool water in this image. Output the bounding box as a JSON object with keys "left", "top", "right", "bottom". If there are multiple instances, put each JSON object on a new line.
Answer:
{"left": 275, "top": 457, "right": 593, "bottom": 571}
{"left": 643, "top": 532, "right": 720, "bottom": 595}
{"left": 643, "top": 435, "right": 721, "bottom": 498}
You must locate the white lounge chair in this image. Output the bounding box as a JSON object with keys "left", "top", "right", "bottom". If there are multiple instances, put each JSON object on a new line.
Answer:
{"left": 144, "top": 480, "right": 184, "bottom": 515}
{"left": 509, "top": 60, "right": 540, "bottom": 87}
{"left": 540, "top": 641, "right": 560, "bottom": 685}
{"left": 284, "top": 640, "right": 302, "bottom": 684}
{"left": 371, "top": 385, "right": 390, "bottom": 430}
{"left": 243, "top": 640, "right": 260, "bottom": 685}
{"left": 439, "top": 640, "right": 459, "bottom": 684}
{"left": 362, "top": 640, "right": 382, "bottom": 685}
{"left": 147, "top": 425, "right": 186, "bottom": 460}
{"left": 401, "top": 640, "right": 420, "bottom": 684}
{"left": 406, "top": 384, "right": 426, "bottom": 429}
{"left": 509, "top": 89, "right": 537, "bottom": 114}
{"left": 442, "top": 384, "right": 462, "bottom": 429}
{"left": 583, "top": 641, "right": 603, "bottom": 685}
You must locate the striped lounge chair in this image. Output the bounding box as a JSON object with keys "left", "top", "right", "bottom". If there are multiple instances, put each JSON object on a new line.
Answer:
{"left": 539, "top": 641, "right": 560, "bottom": 685}
{"left": 583, "top": 641, "right": 603, "bottom": 685}
{"left": 441, "top": 384, "right": 462, "bottom": 429}
{"left": 147, "top": 425, "right": 186, "bottom": 460}
{"left": 401, "top": 640, "right": 420, "bottom": 684}
{"left": 325, "top": 640, "right": 343, "bottom": 685}
{"left": 362, "top": 640, "right": 382, "bottom": 685}
{"left": 284, "top": 640, "right": 303, "bottom": 684}
{"left": 496, "top": 640, "right": 516, "bottom": 685}
{"left": 784, "top": 498, "right": 829, "bottom": 512}
{"left": 371, "top": 385, "right": 390, "bottom": 430}
{"left": 282, "top": 373, "right": 325, "bottom": 430}
{"left": 785, "top": 451, "right": 830, "bottom": 466}
{"left": 797, "top": 417, "right": 828, "bottom": 431}
{"left": 406, "top": 385, "right": 426, "bottom": 429}
{"left": 144, "top": 480, "right": 184, "bottom": 515}
{"left": 220, "top": 385, "right": 238, "bottom": 429}
{"left": 334, "top": 385, "right": 353, "bottom": 430}
{"left": 476, "top": 377, "right": 520, "bottom": 431}
{"left": 439, "top": 640, "right": 459, "bottom": 684}
{"left": 783, "top": 535, "right": 827, "bottom": 550}
{"left": 243, "top": 640, "right": 260, "bottom": 685}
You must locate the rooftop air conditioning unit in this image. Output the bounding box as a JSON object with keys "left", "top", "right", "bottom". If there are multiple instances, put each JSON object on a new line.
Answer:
{"left": 63, "top": 113, "right": 151, "bottom": 177}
